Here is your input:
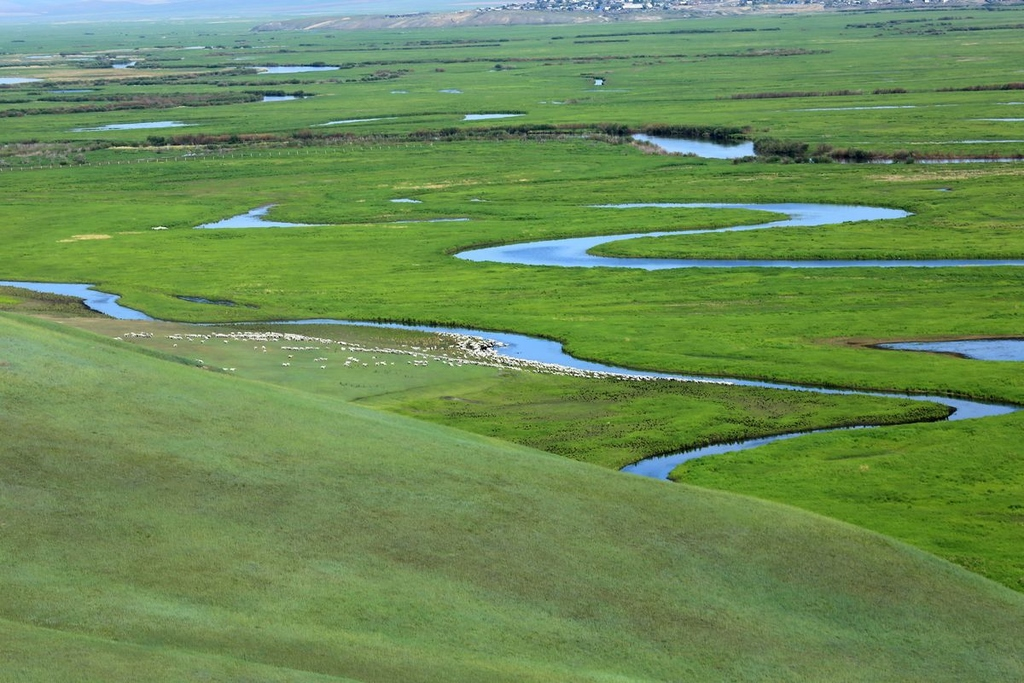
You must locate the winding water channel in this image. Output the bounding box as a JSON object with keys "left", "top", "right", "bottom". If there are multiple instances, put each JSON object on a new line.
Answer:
{"left": 3, "top": 201, "right": 1021, "bottom": 480}
{"left": 457, "top": 203, "right": 1024, "bottom": 269}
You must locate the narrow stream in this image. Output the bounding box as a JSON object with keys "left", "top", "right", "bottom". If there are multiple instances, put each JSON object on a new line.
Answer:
{"left": 3, "top": 201, "right": 1020, "bottom": 481}
{"left": 1, "top": 279, "right": 1018, "bottom": 481}
{"left": 456, "top": 203, "right": 1024, "bottom": 269}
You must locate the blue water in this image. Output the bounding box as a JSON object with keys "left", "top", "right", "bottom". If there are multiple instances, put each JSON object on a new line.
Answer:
{"left": 258, "top": 66, "right": 339, "bottom": 74}
{"left": 632, "top": 134, "right": 755, "bottom": 160}
{"left": 0, "top": 281, "right": 153, "bottom": 320}
{"left": 465, "top": 114, "right": 523, "bottom": 121}
{"left": 879, "top": 339, "right": 1024, "bottom": 361}
{"left": 5, "top": 201, "right": 1020, "bottom": 481}
{"left": 457, "top": 203, "right": 1024, "bottom": 270}
{"left": 193, "top": 205, "right": 322, "bottom": 229}
{"left": 317, "top": 117, "right": 393, "bottom": 126}
{"left": 1, "top": 279, "right": 1018, "bottom": 481}
{"left": 72, "top": 121, "right": 190, "bottom": 132}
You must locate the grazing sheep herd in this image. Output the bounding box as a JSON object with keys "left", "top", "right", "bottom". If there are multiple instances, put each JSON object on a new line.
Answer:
{"left": 116, "top": 327, "right": 706, "bottom": 383}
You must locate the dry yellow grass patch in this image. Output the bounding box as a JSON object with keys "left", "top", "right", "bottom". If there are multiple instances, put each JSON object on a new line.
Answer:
{"left": 393, "top": 180, "right": 480, "bottom": 190}
{"left": 58, "top": 234, "right": 112, "bottom": 243}
{"left": 35, "top": 67, "right": 190, "bottom": 82}
{"left": 874, "top": 167, "right": 1024, "bottom": 183}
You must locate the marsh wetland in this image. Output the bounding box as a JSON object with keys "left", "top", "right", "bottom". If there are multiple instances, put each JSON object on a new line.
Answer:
{"left": 2, "top": 8, "right": 1024, "bottom": 681}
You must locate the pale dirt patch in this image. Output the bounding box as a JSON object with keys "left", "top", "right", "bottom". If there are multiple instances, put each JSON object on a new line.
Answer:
{"left": 58, "top": 234, "right": 112, "bottom": 243}
{"left": 874, "top": 167, "right": 1024, "bottom": 183}
{"left": 38, "top": 68, "right": 188, "bottom": 82}
{"left": 393, "top": 180, "right": 480, "bottom": 190}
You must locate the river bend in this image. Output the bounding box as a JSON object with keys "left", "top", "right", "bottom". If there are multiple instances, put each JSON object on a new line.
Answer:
{"left": 3, "top": 201, "right": 1021, "bottom": 480}
{"left": 456, "top": 203, "right": 1024, "bottom": 269}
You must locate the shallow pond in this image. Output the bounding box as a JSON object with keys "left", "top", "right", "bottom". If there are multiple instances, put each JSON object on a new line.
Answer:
{"left": 632, "top": 134, "right": 754, "bottom": 160}
{"left": 0, "top": 77, "right": 42, "bottom": 85}
{"left": 194, "top": 205, "right": 321, "bottom": 229}
{"left": 464, "top": 114, "right": 523, "bottom": 121}
{"left": 72, "top": 121, "right": 191, "bottom": 132}
{"left": 393, "top": 218, "right": 470, "bottom": 223}
{"left": 317, "top": 117, "right": 393, "bottom": 126}
{"left": 257, "top": 66, "right": 339, "bottom": 74}
{"left": 879, "top": 339, "right": 1024, "bottom": 361}
{"left": 919, "top": 157, "right": 1023, "bottom": 164}
{"left": 796, "top": 105, "right": 919, "bottom": 112}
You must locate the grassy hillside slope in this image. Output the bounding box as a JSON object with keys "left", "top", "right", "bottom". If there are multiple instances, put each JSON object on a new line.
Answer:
{"left": 2, "top": 313, "right": 1023, "bottom": 681}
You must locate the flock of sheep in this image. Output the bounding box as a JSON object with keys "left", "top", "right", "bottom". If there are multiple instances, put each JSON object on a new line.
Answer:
{"left": 118, "top": 327, "right": 709, "bottom": 383}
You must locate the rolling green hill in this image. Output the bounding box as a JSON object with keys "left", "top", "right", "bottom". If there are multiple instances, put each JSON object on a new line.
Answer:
{"left": 2, "top": 313, "right": 1023, "bottom": 681}
{"left": 3, "top": 11, "right": 1024, "bottom": 679}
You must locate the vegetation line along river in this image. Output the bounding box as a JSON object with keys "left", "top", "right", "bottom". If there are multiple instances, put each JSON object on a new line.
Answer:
{"left": 3, "top": 201, "right": 1020, "bottom": 480}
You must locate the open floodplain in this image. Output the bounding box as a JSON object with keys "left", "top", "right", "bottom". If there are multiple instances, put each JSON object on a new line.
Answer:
{"left": 1, "top": 7, "right": 1024, "bottom": 681}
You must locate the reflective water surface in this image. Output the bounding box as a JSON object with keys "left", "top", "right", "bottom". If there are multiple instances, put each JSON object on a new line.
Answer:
{"left": 880, "top": 339, "right": 1024, "bottom": 361}
{"left": 632, "top": 134, "right": 755, "bottom": 159}
{"left": 464, "top": 114, "right": 523, "bottom": 121}
{"left": 457, "top": 203, "right": 1024, "bottom": 270}
{"left": 5, "top": 201, "right": 1020, "bottom": 481}
{"left": 257, "top": 66, "right": 339, "bottom": 74}
{"left": 72, "top": 121, "right": 190, "bottom": 132}
{"left": 193, "top": 205, "right": 322, "bottom": 229}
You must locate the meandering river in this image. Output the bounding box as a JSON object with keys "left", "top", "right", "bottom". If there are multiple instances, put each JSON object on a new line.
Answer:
{"left": 457, "top": 203, "right": 1024, "bottom": 269}
{"left": 3, "top": 201, "right": 1020, "bottom": 480}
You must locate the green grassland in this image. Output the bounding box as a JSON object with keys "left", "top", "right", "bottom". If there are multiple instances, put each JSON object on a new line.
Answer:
{"left": 3, "top": 312, "right": 1024, "bottom": 681}
{"left": 673, "top": 410, "right": 1024, "bottom": 590}
{"left": 47, "top": 306, "right": 1023, "bottom": 592}
{"left": 2, "top": 8, "right": 1024, "bottom": 678}
{"left": 2, "top": 10, "right": 1024, "bottom": 156}
{"left": 52, "top": 315, "right": 948, "bottom": 471}
{"left": 0, "top": 141, "right": 1020, "bottom": 401}
{"left": 1, "top": 95, "right": 1023, "bottom": 590}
